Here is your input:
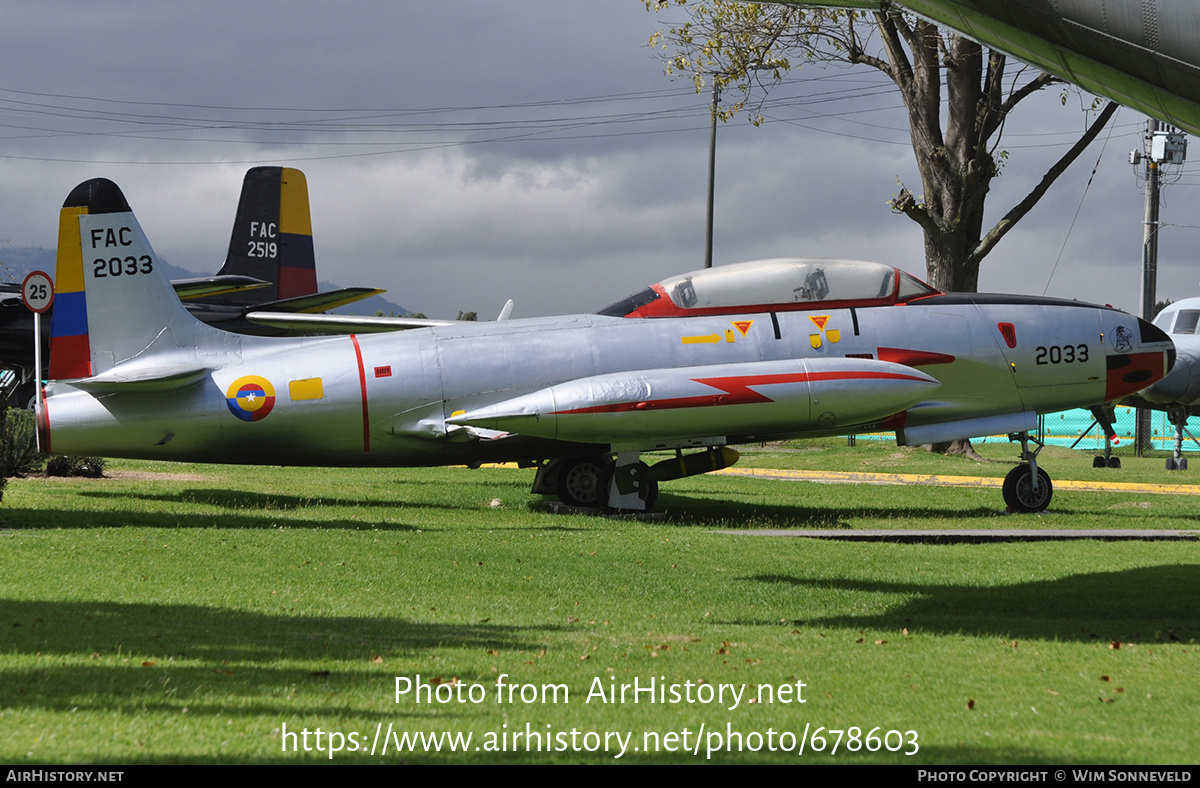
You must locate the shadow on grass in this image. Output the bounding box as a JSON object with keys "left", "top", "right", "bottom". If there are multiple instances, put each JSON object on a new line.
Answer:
{"left": 748, "top": 564, "right": 1200, "bottom": 643}
{"left": 657, "top": 495, "right": 1004, "bottom": 530}
{"left": 74, "top": 486, "right": 513, "bottom": 513}
{"left": 2, "top": 506, "right": 435, "bottom": 531}
{"left": 0, "top": 598, "right": 556, "bottom": 716}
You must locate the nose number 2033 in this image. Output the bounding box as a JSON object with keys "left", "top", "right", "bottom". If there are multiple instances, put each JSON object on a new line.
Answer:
{"left": 1035, "top": 344, "right": 1088, "bottom": 365}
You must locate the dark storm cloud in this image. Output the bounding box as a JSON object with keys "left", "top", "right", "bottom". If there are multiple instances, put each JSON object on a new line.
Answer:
{"left": 1, "top": 2, "right": 1195, "bottom": 318}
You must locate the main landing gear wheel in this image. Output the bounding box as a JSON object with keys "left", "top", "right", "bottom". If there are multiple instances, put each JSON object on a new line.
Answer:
{"left": 1002, "top": 464, "right": 1053, "bottom": 513}
{"left": 556, "top": 456, "right": 611, "bottom": 508}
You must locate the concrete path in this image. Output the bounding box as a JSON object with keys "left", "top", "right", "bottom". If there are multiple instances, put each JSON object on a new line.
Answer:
{"left": 716, "top": 466, "right": 1200, "bottom": 496}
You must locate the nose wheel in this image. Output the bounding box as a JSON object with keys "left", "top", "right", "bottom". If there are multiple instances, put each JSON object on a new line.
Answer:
{"left": 1004, "top": 430, "right": 1053, "bottom": 513}
{"left": 1002, "top": 463, "right": 1053, "bottom": 513}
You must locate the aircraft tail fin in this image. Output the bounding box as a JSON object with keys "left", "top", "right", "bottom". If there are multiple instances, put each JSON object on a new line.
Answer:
{"left": 49, "top": 178, "right": 203, "bottom": 381}
{"left": 215, "top": 166, "right": 316, "bottom": 303}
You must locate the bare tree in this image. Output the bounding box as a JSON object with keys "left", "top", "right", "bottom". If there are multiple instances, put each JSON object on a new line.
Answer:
{"left": 647, "top": 2, "right": 1117, "bottom": 455}
{"left": 646, "top": 1, "right": 1117, "bottom": 294}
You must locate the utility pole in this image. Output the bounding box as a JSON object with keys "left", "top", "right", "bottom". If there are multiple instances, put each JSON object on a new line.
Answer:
{"left": 704, "top": 78, "right": 719, "bottom": 269}
{"left": 1131, "top": 118, "right": 1186, "bottom": 455}
{"left": 1139, "top": 118, "right": 1161, "bottom": 326}
{"left": 1136, "top": 118, "right": 1161, "bottom": 456}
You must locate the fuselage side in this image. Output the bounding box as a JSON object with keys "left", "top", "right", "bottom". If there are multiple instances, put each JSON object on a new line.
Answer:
{"left": 43, "top": 296, "right": 1169, "bottom": 465}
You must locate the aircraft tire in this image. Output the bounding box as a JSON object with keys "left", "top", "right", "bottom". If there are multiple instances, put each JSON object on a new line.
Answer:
{"left": 1106, "top": 456, "right": 1121, "bottom": 469}
{"left": 13, "top": 380, "right": 37, "bottom": 411}
{"left": 642, "top": 480, "right": 659, "bottom": 510}
{"left": 1002, "top": 464, "right": 1053, "bottom": 513}
{"left": 556, "top": 456, "right": 611, "bottom": 508}
{"left": 1092, "top": 456, "right": 1106, "bottom": 468}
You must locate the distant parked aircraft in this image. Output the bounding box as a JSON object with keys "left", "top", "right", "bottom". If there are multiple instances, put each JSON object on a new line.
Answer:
{"left": 0, "top": 167, "right": 379, "bottom": 406}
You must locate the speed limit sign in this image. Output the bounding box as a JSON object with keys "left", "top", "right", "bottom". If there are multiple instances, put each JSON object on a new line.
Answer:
{"left": 22, "top": 270, "right": 54, "bottom": 313}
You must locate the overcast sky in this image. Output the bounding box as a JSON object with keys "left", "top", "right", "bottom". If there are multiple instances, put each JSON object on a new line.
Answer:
{"left": 2, "top": 2, "right": 1197, "bottom": 318}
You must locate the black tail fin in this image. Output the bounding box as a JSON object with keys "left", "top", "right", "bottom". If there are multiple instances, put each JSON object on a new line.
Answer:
{"left": 215, "top": 167, "right": 316, "bottom": 305}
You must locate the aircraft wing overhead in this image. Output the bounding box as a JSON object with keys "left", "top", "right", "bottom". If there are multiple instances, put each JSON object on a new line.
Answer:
{"left": 789, "top": 0, "right": 1200, "bottom": 135}
{"left": 244, "top": 311, "right": 458, "bottom": 333}
{"left": 245, "top": 287, "right": 386, "bottom": 315}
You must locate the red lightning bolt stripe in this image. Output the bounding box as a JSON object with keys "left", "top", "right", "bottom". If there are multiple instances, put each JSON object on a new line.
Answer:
{"left": 551, "top": 370, "right": 931, "bottom": 415}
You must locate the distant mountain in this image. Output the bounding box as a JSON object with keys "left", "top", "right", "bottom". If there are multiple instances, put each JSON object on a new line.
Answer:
{"left": 0, "top": 246, "right": 198, "bottom": 284}
{"left": 0, "top": 246, "right": 412, "bottom": 316}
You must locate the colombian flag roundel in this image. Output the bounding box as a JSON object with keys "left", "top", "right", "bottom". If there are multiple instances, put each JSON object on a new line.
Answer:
{"left": 225, "top": 376, "right": 276, "bottom": 422}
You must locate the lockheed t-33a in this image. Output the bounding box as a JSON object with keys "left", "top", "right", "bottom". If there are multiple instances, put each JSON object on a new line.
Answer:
{"left": 38, "top": 179, "right": 1174, "bottom": 513}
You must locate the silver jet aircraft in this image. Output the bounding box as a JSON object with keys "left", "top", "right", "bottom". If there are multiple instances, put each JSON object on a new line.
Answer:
{"left": 1122, "top": 298, "right": 1200, "bottom": 470}
{"left": 38, "top": 179, "right": 1174, "bottom": 513}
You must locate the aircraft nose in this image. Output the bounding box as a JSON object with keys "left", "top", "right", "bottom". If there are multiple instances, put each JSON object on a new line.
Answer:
{"left": 1138, "top": 318, "right": 1175, "bottom": 373}
{"left": 1141, "top": 345, "right": 1198, "bottom": 406}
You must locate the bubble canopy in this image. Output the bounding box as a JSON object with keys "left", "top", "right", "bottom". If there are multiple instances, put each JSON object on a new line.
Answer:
{"left": 598, "top": 258, "right": 939, "bottom": 318}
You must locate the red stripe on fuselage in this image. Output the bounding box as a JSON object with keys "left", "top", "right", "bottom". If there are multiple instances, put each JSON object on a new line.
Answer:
{"left": 552, "top": 370, "right": 930, "bottom": 415}
{"left": 350, "top": 334, "right": 370, "bottom": 451}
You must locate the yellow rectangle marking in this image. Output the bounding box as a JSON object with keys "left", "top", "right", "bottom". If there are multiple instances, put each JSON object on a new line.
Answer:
{"left": 56, "top": 206, "right": 88, "bottom": 293}
{"left": 279, "top": 167, "right": 313, "bottom": 236}
{"left": 289, "top": 377, "right": 324, "bottom": 400}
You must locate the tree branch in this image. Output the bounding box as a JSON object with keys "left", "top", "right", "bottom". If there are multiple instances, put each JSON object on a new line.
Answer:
{"left": 975, "top": 51, "right": 1007, "bottom": 150}
{"left": 968, "top": 101, "right": 1119, "bottom": 267}
{"left": 1000, "top": 71, "right": 1059, "bottom": 115}
{"left": 874, "top": 11, "right": 913, "bottom": 91}
{"left": 891, "top": 188, "right": 937, "bottom": 234}
{"left": 843, "top": 13, "right": 891, "bottom": 75}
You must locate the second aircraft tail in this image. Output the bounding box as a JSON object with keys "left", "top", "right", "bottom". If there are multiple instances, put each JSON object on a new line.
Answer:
{"left": 215, "top": 166, "right": 317, "bottom": 303}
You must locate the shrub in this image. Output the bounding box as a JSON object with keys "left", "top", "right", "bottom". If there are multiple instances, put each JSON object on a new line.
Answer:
{"left": 1, "top": 408, "right": 44, "bottom": 478}
{"left": 44, "top": 454, "right": 106, "bottom": 479}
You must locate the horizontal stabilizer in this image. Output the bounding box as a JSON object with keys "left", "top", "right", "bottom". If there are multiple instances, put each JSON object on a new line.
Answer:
{"left": 248, "top": 287, "right": 386, "bottom": 315}
{"left": 71, "top": 364, "right": 211, "bottom": 393}
{"left": 172, "top": 275, "right": 270, "bottom": 300}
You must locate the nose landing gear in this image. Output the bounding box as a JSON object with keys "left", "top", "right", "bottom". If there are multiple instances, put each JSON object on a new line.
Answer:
{"left": 1003, "top": 431, "right": 1053, "bottom": 513}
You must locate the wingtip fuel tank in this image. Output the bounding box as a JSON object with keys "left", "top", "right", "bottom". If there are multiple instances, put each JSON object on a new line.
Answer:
{"left": 448, "top": 358, "right": 941, "bottom": 444}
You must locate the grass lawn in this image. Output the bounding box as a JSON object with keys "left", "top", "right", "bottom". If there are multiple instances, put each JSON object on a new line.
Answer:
{"left": 1, "top": 441, "right": 1197, "bottom": 764}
